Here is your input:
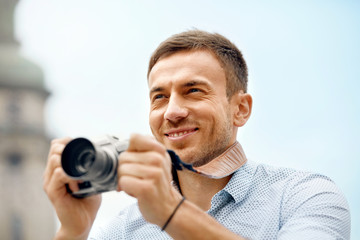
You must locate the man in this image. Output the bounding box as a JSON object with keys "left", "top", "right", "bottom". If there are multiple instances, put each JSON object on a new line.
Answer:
{"left": 43, "top": 30, "right": 351, "bottom": 239}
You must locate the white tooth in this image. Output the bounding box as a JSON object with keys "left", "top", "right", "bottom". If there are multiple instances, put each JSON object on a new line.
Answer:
{"left": 169, "top": 130, "right": 192, "bottom": 138}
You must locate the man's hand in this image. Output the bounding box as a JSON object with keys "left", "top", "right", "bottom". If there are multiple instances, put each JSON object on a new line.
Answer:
{"left": 116, "top": 134, "right": 245, "bottom": 239}
{"left": 117, "top": 134, "right": 183, "bottom": 227}
{"left": 43, "top": 138, "right": 102, "bottom": 240}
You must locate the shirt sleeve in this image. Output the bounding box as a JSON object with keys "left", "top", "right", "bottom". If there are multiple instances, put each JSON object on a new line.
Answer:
{"left": 88, "top": 211, "right": 126, "bottom": 240}
{"left": 278, "top": 173, "right": 351, "bottom": 240}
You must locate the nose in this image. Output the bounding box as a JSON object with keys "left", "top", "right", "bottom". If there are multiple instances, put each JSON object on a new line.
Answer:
{"left": 164, "top": 95, "right": 188, "bottom": 122}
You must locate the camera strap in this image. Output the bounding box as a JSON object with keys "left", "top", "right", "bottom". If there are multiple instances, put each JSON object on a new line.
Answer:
{"left": 167, "top": 141, "right": 247, "bottom": 180}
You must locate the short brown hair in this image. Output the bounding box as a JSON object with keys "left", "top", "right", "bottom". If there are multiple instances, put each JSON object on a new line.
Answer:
{"left": 147, "top": 30, "right": 248, "bottom": 97}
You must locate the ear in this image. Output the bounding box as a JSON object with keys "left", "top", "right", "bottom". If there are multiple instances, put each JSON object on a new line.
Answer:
{"left": 230, "top": 92, "right": 252, "bottom": 127}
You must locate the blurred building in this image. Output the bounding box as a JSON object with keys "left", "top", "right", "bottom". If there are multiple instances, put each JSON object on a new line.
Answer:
{"left": 0, "top": 0, "right": 55, "bottom": 239}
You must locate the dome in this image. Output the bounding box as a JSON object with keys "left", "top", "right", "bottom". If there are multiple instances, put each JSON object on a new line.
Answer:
{"left": 0, "top": 44, "right": 45, "bottom": 90}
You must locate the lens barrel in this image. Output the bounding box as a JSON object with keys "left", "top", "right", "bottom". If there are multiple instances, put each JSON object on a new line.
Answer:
{"left": 61, "top": 137, "right": 116, "bottom": 182}
{"left": 62, "top": 138, "right": 96, "bottom": 177}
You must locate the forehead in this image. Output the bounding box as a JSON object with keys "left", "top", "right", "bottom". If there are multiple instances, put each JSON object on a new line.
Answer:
{"left": 148, "top": 50, "right": 226, "bottom": 89}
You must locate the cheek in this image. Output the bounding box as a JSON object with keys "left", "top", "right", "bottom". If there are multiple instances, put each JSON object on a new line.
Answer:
{"left": 209, "top": 105, "right": 231, "bottom": 127}
{"left": 149, "top": 110, "right": 163, "bottom": 131}
{"left": 195, "top": 101, "right": 226, "bottom": 121}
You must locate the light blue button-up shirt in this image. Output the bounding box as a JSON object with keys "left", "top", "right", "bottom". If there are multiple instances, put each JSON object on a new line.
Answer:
{"left": 90, "top": 160, "right": 351, "bottom": 239}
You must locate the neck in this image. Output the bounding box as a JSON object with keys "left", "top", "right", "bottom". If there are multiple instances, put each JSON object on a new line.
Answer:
{"left": 177, "top": 170, "right": 231, "bottom": 211}
{"left": 174, "top": 141, "right": 247, "bottom": 210}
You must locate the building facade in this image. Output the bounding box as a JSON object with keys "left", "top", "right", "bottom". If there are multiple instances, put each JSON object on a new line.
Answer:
{"left": 0, "top": 0, "right": 55, "bottom": 239}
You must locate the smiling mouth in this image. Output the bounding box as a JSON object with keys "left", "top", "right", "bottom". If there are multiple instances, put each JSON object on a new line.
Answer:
{"left": 165, "top": 128, "right": 199, "bottom": 138}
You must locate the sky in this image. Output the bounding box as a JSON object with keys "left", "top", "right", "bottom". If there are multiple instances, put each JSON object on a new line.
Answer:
{"left": 15, "top": 0, "right": 359, "bottom": 238}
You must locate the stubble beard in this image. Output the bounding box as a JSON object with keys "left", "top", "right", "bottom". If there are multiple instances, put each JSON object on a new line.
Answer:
{"left": 191, "top": 116, "right": 233, "bottom": 167}
{"left": 180, "top": 109, "right": 233, "bottom": 167}
{"left": 155, "top": 109, "right": 234, "bottom": 167}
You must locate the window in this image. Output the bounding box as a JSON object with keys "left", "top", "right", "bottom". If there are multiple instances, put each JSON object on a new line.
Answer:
{"left": 11, "top": 213, "right": 23, "bottom": 240}
{"left": 7, "top": 152, "right": 22, "bottom": 168}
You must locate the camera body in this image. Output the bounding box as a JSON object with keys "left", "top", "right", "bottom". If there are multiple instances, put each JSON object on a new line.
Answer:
{"left": 61, "top": 135, "right": 128, "bottom": 198}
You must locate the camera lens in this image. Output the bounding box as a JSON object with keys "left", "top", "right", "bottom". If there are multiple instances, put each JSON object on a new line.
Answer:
{"left": 62, "top": 138, "right": 96, "bottom": 178}
{"left": 76, "top": 149, "right": 95, "bottom": 173}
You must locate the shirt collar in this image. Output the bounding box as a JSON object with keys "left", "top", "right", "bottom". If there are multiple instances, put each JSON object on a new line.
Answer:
{"left": 223, "top": 160, "right": 257, "bottom": 203}
{"left": 172, "top": 141, "right": 253, "bottom": 200}
{"left": 200, "top": 141, "right": 255, "bottom": 204}
{"left": 194, "top": 141, "right": 248, "bottom": 178}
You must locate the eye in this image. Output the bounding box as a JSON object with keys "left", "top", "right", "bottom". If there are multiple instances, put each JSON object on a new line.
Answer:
{"left": 188, "top": 88, "right": 202, "bottom": 94}
{"left": 152, "top": 94, "right": 166, "bottom": 102}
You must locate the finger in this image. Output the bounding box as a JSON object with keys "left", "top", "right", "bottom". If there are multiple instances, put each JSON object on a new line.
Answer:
{"left": 118, "top": 175, "right": 153, "bottom": 198}
{"left": 127, "top": 134, "right": 166, "bottom": 154}
{"left": 45, "top": 138, "right": 71, "bottom": 178}
{"left": 45, "top": 166, "right": 74, "bottom": 202}
{"left": 43, "top": 153, "right": 61, "bottom": 186}
{"left": 48, "top": 137, "right": 72, "bottom": 157}
{"left": 44, "top": 138, "right": 72, "bottom": 184}
{"left": 119, "top": 151, "right": 167, "bottom": 167}
{"left": 48, "top": 141, "right": 67, "bottom": 157}
{"left": 68, "top": 180, "right": 80, "bottom": 193}
{"left": 118, "top": 163, "right": 165, "bottom": 181}
{"left": 50, "top": 137, "right": 73, "bottom": 145}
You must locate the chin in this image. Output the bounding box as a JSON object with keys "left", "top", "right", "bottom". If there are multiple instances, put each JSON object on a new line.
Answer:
{"left": 173, "top": 148, "right": 198, "bottom": 164}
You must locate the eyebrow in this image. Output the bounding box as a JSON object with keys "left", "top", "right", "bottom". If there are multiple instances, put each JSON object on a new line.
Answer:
{"left": 150, "top": 80, "right": 210, "bottom": 95}
{"left": 149, "top": 86, "right": 164, "bottom": 95}
{"left": 183, "top": 80, "right": 210, "bottom": 88}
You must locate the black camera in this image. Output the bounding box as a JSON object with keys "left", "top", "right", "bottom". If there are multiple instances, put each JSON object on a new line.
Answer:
{"left": 61, "top": 135, "right": 128, "bottom": 198}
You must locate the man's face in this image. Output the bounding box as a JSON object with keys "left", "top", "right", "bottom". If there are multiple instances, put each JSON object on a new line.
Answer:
{"left": 148, "top": 50, "right": 237, "bottom": 166}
